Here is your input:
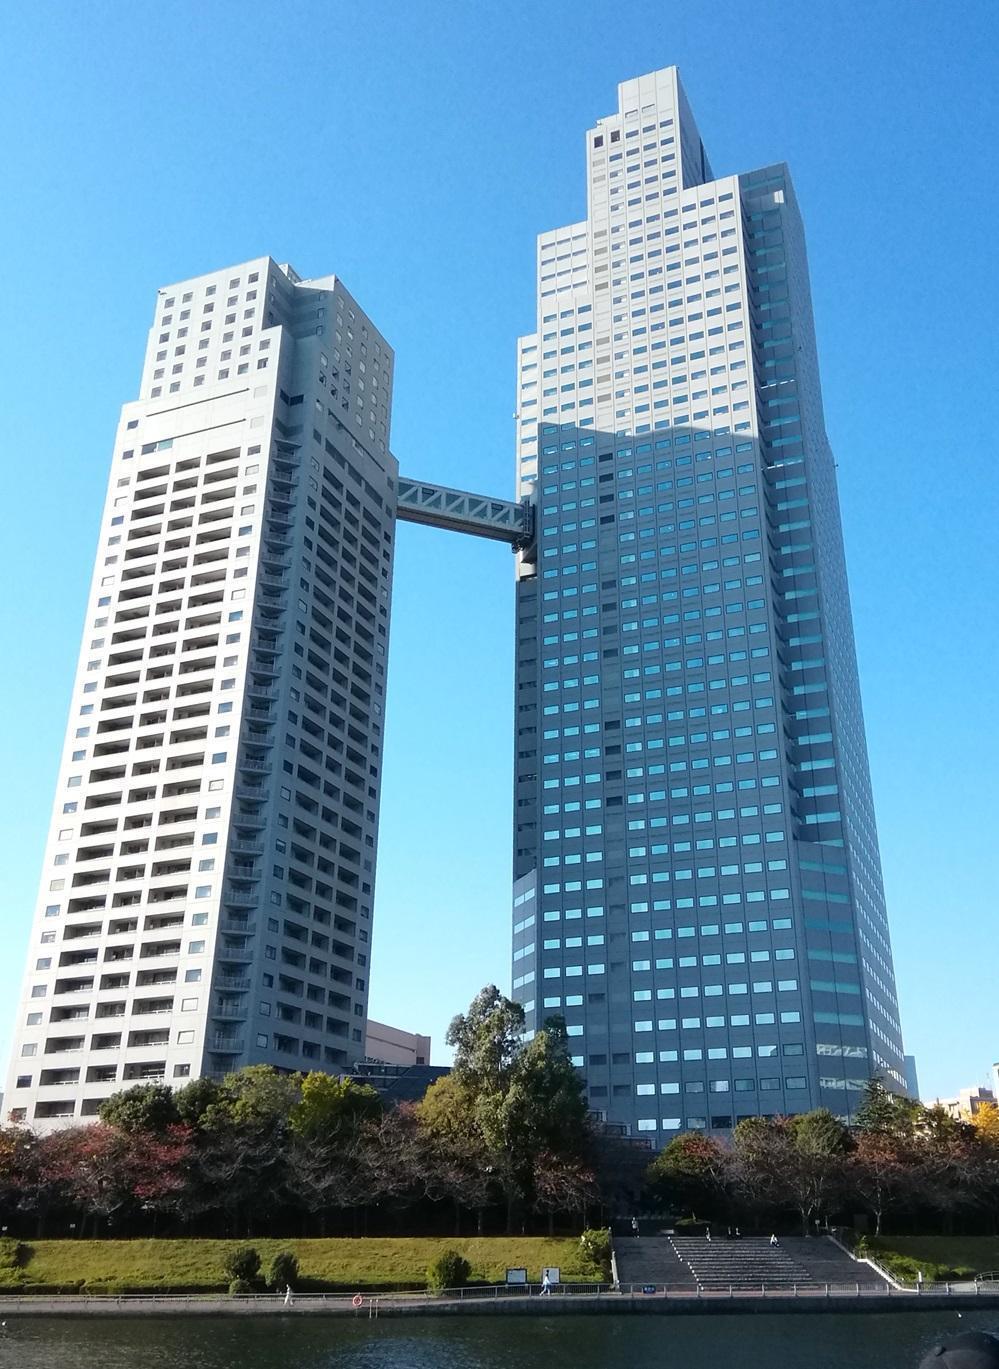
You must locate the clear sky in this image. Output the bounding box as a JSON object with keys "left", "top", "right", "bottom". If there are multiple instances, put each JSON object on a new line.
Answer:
{"left": 0, "top": 0, "right": 996, "bottom": 1106}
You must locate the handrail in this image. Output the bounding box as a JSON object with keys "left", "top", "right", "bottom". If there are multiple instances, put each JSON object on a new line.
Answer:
{"left": 1, "top": 1281, "right": 997, "bottom": 1307}
{"left": 824, "top": 1232, "right": 907, "bottom": 1291}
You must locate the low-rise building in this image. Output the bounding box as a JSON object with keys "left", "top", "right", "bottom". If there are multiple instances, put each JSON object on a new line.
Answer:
{"left": 936, "top": 1086, "right": 996, "bottom": 1119}
{"left": 363, "top": 1019, "right": 431, "bottom": 1068}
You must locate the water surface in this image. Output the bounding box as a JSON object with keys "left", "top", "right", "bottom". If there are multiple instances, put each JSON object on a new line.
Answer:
{"left": 4, "top": 1310, "right": 997, "bottom": 1368}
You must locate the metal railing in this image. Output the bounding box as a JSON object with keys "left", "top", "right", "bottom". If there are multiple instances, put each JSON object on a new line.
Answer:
{"left": 4, "top": 1281, "right": 999, "bottom": 1310}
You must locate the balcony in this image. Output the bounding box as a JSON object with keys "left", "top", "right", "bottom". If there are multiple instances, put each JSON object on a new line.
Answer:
{"left": 210, "top": 1035, "right": 244, "bottom": 1053}
{"left": 221, "top": 922, "right": 256, "bottom": 942}
{"left": 230, "top": 838, "right": 263, "bottom": 855}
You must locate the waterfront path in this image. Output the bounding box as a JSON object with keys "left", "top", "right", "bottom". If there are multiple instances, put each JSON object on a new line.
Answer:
{"left": 2, "top": 1284, "right": 999, "bottom": 1317}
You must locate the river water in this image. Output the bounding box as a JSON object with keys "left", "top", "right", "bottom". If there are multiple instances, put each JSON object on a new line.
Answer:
{"left": 4, "top": 1311, "right": 998, "bottom": 1369}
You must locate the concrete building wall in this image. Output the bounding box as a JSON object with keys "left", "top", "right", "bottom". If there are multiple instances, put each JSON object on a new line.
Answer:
{"left": 6, "top": 258, "right": 397, "bottom": 1127}
{"left": 363, "top": 1020, "right": 431, "bottom": 1067}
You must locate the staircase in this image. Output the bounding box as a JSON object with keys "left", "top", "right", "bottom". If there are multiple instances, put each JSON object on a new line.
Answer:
{"left": 669, "top": 1235, "right": 815, "bottom": 1289}
{"left": 613, "top": 1232, "right": 893, "bottom": 1292}
{"left": 614, "top": 1235, "right": 696, "bottom": 1290}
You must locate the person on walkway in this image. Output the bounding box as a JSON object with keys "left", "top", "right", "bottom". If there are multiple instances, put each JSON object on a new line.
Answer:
{"left": 284, "top": 1284, "right": 294, "bottom": 1308}
{"left": 769, "top": 1233, "right": 779, "bottom": 1247}
{"left": 705, "top": 1230, "right": 712, "bottom": 1242}
{"left": 540, "top": 1271, "right": 552, "bottom": 1297}
{"left": 631, "top": 1216, "right": 639, "bottom": 1238}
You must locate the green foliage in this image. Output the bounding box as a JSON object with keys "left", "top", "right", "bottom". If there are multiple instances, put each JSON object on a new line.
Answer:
{"left": 0, "top": 1237, "right": 31, "bottom": 1270}
{"left": 860, "top": 1237, "right": 969, "bottom": 1284}
{"left": 289, "top": 1073, "right": 381, "bottom": 1140}
{"left": 267, "top": 1249, "right": 299, "bottom": 1290}
{"left": 98, "top": 1084, "right": 179, "bottom": 1135}
{"left": 435, "top": 988, "right": 592, "bottom": 1222}
{"left": 579, "top": 1228, "right": 611, "bottom": 1278}
{"left": 426, "top": 1248, "right": 471, "bottom": 1292}
{"left": 221, "top": 1244, "right": 261, "bottom": 1283}
{"left": 206, "top": 1065, "right": 302, "bottom": 1132}
{"left": 228, "top": 1276, "right": 255, "bottom": 1296}
{"left": 790, "top": 1108, "right": 853, "bottom": 1156}
{"left": 854, "top": 1078, "right": 921, "bottom": 1138}
{"left": 446, "top": 986, "right": 525, "bottom": 1092}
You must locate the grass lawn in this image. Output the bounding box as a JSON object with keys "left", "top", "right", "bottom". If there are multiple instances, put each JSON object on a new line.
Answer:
{"left": 867, "top": 1235, "right": 999, "bottom": 1281}
{"left": 0, "top": 1236, "right": 603, "bottom": 1294}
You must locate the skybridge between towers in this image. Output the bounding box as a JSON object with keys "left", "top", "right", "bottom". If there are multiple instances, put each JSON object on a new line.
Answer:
{"left": 396, "top": 476, "right": 535, "bottom": 559}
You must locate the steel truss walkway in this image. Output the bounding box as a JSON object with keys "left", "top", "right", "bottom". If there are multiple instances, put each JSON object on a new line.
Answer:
{"left": 396, "top": 476, "right": 534, "bottom": 556}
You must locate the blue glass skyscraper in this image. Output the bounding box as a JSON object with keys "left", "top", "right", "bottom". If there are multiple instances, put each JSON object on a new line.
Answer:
{"left": 510, "top": 67, "right": 906, "bottom": 1139}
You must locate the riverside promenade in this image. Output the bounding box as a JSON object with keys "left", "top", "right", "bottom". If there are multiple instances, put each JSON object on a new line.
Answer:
{"left": 3, "top": 1285, "right": 999, "bottom": 1318}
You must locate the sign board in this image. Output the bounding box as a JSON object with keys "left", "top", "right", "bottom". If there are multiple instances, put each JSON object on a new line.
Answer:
{"left": 643, "top": 1284, "right": 657, "bottom": 1295}
{"left": 542, "top": 1266, "right": 561, "bottom": 1285}
{"left": 505, "top": 1267, "right": 528, "bottom": 1285}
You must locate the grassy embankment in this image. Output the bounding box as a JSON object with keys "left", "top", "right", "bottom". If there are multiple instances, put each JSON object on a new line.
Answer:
{"left": 0, "top": 1236, "right": 603, "bottom": 1295}
{"left": 860, "top": 1236, "right": 999, "bottom": 1283}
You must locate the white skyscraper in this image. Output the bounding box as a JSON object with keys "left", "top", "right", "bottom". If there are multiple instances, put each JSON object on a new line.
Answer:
{"left": 6, "top": 258, "right": 398, "bottom": 1126}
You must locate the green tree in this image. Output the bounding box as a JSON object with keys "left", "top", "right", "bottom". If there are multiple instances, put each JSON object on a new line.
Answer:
{"left": 98, "top": 1083, "right": 179, "bottom": 1135}
{"left": 195, "top": 1067, "right": 301, "bottom": 1234}
{"left": 429, "top": 990, "right": 592, "bottom": 1231}
{"left": 446, "top": 986, "right": 524, "bottom": 1093}
{"left": 854, "top": 1078, "right": 921, "bottom": 1138}
{"left": 732, "top": 1111, "right": 852, "bottom": 1235}
{"left": 785, "top": 1109, "right": 852, "bottom": 1234}
{"left": 267, "top": 1249, "right": 299, "bottom": 1290}
{"left": 289, "top": 1073, "right": 381, "bottom": 1141}
{"left": 206, "top": 1065, "right": 303, "bottom": 1130}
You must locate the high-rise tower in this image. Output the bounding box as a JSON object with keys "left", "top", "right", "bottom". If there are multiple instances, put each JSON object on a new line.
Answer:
{"left": 511, "top": 68, "right": 906, "bottom": 1137}
{"left": 5, "top": 259, "right": 398, "bottom": 1125}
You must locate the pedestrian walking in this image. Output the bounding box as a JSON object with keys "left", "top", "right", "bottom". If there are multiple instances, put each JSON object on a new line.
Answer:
{"left": 769, "top": 1233, "right": 779, "bottom": 1248}
{"left": 631, "top": 1216, "right": 640, "bottom": 1238}
{"left": 284, "top": 1283, "right": 294, "bottom": 1307}
{"left": 541, "top": 1272, "right": 552, "bottom": 1297}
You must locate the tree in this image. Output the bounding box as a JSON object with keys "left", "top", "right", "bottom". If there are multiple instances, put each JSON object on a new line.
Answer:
{"left": 851, "top": 1130, "right": 917, "bottom": 1236}
{"left": 446, "top": 986, "right": 524, "bottom": 1094}
{"left": 971, "top": 1103, "right": 999, "bottom": 1147}
{"left": 98, "top": 1083, "right": 179, "bottom": 1135}
{"left": 854, "top": 1078, "right": 921, "bottom": 1139}
{"left": 289, "top": 1073, "right": 381, "bottom": 1141}
{"left": 532, "top": 1151, "right": 598, "bottom": 1233}
{"left": 731, "top": 1112, "right": 851, "bottom": 1234}
{"left": 785, "top": 1110, "right": 852, "bottom": 1234}
{"left": 193, "top": 1067, "right": 301, "bottom": 1234}
{"left": 646, "top": 1132, "right": 730, "bottom": 1220}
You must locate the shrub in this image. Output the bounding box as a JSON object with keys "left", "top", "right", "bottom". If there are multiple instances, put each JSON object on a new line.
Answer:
{"left": 426, "top": 1249, "right": 471, "bottom": 1293}
{"left": 267, "top": 1250, "right": 299, "bottom": 1291}
{"left": 0, "top": 1238, "right": 31, "bottom": 1271}
{"left": 579, "top": 1228, "right": 611, "bottom": 1278}
{"left": 228, "top": 1277, "right": 255, "bottom": 1296}
{"left": 221, "top": 1245, "right": 261, "bottom": 1284}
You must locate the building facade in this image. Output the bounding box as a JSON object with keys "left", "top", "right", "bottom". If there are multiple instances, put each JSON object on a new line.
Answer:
{"left": 936, "top": 1086, "right": 996, "bottom": 1121}
{"left": 511, "top": 67, "right": 907, "bottom": 1138}
{"left": 363, "top": 1019, "right": 431, "bottom": 1067}
{"left": 5, "top": 258, "right": 397, "bottom": 1126}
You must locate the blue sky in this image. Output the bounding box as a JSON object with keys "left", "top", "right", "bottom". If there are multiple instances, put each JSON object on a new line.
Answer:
{"left": 0, "top": 1, "right": 996, "bottom": 1105}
